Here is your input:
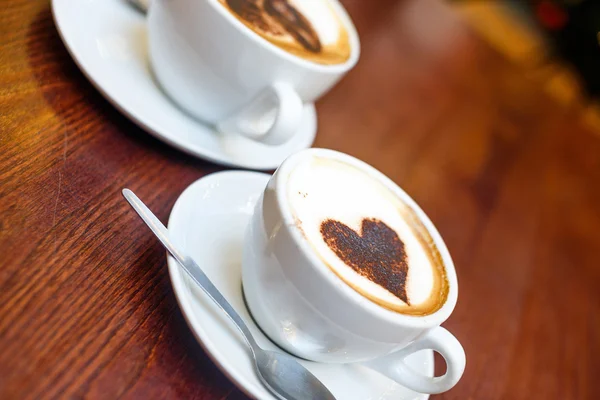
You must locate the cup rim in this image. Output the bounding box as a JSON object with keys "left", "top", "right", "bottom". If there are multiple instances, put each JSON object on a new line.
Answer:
{"left": 272, "top": 148, "right": 459, "bottom": 329}
{"left": 207, "top": 0, "right": 361, "bottom": 73}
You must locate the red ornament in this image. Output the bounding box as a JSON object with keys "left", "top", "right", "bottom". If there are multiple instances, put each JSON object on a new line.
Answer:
{"left": 536, "top": 0, "right": 569, "bottom": 30}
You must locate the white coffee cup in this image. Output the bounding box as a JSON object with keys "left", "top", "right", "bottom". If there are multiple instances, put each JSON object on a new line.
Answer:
{"left": 242, "top": 148, "right": 466, "bottom": 394}
{"left": 146, "top": 0, "right": 360, "bottom": 145}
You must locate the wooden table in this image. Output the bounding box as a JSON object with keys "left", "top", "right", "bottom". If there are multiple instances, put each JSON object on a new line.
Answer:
{"left": 2, "top": 0, "right": 599, "bottom": 398}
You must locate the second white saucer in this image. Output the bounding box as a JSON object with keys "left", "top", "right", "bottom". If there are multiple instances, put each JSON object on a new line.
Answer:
{"left": 51, "top": 0, "right": 316, "bottom": 170}
{"left": 167, "top": 171, "right": 433, "bottom": 399}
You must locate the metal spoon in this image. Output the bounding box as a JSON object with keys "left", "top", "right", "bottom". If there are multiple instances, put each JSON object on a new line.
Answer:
{"left": 122, "top": 189, "right": 336, "bottom": 400}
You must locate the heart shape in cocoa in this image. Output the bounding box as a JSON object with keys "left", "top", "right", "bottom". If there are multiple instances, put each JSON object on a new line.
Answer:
{"left": 264, "top": 0, "right": 321, "bottom": 53}
{"left": 320, "top": 218, "right": 410, "bottom": 304}
{"left": 225, "top": 0, "right": 321, "bottom": 53}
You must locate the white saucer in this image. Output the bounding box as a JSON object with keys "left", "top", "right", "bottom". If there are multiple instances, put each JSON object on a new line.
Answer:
{"left": 51, "top": 0, "right": 316, "bottom": 170}
{"left": 166, "top": 171, "right": 433, "bottom": 399}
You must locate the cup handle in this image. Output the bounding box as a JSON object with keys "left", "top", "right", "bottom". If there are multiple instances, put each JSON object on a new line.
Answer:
{"left": 216, "top": 82, "right": 304, "bottom": 146}
{"left": 362, "top": 327, "right": 466, "bottom": 394}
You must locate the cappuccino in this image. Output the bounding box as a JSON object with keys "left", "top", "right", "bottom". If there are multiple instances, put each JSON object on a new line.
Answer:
{"left": 287, "top": 157, "right": 449, "bottom": 316}
{"left": 219, "top": 0, "right": 351, "bottom": 65}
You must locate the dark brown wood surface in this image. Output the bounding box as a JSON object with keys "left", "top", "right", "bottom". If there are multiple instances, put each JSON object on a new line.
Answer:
{"left": 2, "top": 0, "right": 600, "bottom": 398}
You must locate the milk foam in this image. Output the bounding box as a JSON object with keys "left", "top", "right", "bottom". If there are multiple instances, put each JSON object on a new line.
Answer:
{"left": 218, "top": 0, "right": 351, "bottom": 65}
{"left": 290, "top": 0, "right": 343, "bottom": 46}
{"left": 287, "top": 157, "right": 440, "bottom": 313}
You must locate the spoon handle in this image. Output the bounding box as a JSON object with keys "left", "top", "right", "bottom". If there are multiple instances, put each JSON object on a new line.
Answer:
{"left": 122, "top": 189, "right": 259, "bottom": 351}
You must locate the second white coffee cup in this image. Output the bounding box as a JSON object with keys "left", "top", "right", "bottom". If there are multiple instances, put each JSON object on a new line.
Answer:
{"left": 146, "top": 0, "right": 360, "bottom": 145}
{"left": 242, "top": 148, "right": 466, "bottom": 394}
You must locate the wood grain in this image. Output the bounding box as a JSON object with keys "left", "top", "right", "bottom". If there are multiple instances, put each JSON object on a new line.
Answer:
{"left": 1, "top": 0, "right": 599, "bottom": 399}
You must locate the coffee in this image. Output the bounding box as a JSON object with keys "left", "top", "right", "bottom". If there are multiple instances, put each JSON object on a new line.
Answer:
{"left": 219, "top": 0, "right": 351, "bottom": 65}
{"left": 287, "top": 156, "right": 449, "bottom": 316}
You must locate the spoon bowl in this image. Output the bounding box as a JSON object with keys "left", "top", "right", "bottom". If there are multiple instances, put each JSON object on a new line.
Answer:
{"left": 255, "top": 350, "right": 335, "bottom": 400}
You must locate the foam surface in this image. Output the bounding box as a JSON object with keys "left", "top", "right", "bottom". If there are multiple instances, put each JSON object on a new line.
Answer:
{"left": 219, "top": 0, "right": 351, "bottom": 65}
{"left": 287, "top": 157, "right": 444, "bottom": 314}
{"left": 289, "top": 0, "right": 342, "bottom": 46}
